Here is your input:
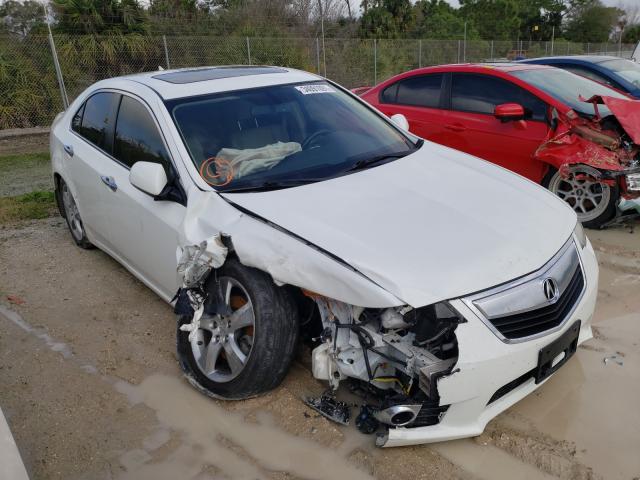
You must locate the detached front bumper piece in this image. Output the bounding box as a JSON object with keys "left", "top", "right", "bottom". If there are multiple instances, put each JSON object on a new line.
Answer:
{"left": 378, "top": 238, "right": 598, "bottom": 447}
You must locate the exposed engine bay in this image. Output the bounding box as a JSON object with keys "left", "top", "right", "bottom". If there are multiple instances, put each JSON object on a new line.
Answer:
{"left": 301, "top": 293, "right": 461, "bottom": 441}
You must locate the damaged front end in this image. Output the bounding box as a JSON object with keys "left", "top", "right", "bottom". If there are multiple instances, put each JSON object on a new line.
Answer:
{"left": 535, "top": 95, "right": 640, "bottom": 200}
{"left": 303, "top": 293, "right": 462, "bottom": 443}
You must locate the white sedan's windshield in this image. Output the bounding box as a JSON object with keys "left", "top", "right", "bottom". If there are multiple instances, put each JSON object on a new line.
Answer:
{"left": 167, "top": 81, "right": 416, "bottom": 191}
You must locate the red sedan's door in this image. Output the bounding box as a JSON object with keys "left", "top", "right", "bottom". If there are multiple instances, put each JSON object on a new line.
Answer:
{"left": 373, "top": 73, "right": 451, "bottom": 144}
{"left": 444, "top": 72, "right": 550, "bottom": 182}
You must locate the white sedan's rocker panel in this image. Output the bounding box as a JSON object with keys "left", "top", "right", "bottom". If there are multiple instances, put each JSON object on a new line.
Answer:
{"left": 50, "top": 66, "right": 600, "bottom": 447}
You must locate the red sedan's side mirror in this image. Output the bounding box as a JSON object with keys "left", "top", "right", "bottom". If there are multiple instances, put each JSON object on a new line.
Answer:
{"left": 494, "top": 103, "right": 525, "bottom": 122}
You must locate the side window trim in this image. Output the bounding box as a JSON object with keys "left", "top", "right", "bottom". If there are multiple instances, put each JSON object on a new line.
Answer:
{"left": 450, "top": 72, "right": 547, "bottom": 122}
{"left": 441, "top": 72, "right": 452, "bottom": 110}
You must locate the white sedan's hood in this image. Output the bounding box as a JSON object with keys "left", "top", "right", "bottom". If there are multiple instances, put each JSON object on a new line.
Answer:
{"left": 222, "top": 142, "right": 576, "bottom": 307}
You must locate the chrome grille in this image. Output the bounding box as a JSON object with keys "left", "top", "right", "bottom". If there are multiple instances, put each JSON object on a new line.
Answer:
{"left": 463, "top": 238, "right": 585, "bottom": 343}
{"left": 487, "top": 265, "right": 583, "bottom": 339}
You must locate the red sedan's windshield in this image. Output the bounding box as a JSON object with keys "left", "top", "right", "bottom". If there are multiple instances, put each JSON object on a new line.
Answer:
{"left": 166, "top": 81, "right": 417, "bottom": 192}
{"left": 511, "top": 68, "right": 629, "bottom": 117}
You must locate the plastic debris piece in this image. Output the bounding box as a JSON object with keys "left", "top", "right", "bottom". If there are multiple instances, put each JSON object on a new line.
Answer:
{"left": 177, "top": 236, "right": 228, "bottom": 288}
{"left": 304, "top": 392, "right": 351, "bottom": 426}
{"left": 6, "top": 295, "right": 25, "bottom": 305}
{"left": 603, "top": 354, "right": 624, "bottom": 366}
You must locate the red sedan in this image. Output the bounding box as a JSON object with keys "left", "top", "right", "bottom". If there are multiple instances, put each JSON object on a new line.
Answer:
{"left": 359, "top": 63, "right": 640, "bottom": 228}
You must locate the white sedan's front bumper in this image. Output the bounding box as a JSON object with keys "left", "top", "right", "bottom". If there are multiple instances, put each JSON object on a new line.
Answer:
{"left": 379, "top": 238, "right": 598, "bottom": 447}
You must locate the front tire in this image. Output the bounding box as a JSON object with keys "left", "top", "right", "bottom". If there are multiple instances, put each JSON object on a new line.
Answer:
{"left": 542, "top": 165, "right": 618, "bottom": 229}
{"left": 177, "top": 259, "right": 299, "bottom": 399}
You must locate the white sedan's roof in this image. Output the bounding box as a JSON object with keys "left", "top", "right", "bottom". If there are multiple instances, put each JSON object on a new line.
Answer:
{"left": 118, "top": 66, "right": 321, "bottom": 100}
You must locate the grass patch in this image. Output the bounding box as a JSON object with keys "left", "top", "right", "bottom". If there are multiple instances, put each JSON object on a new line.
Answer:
{"left": 0, "top": 151, "right": 50, "bottom": 171}
{"left": 0, "top": 151, "right": 52, "bottom": 197}
{"left": 0, "top": 190, "right": 58, "bottom": 223}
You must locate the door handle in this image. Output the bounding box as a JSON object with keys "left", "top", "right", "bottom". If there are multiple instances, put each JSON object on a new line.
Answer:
{"left": 63, "top": 144, "right": 74, "bottom": 157}
{"left": 445, "top": 124, "right": 466, "bottom": 132}
{"left": 100, "top": 175, "right": 117, "bottom": 192}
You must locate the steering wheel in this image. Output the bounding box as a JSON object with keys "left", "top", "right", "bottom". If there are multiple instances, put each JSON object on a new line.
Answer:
{"left": 302, "top": 129, "right": 332, "bottom": 150}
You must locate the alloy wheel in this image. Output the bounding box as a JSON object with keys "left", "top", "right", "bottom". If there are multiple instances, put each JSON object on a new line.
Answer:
{"left": 190, "top": 277, "right": 255, "bottom": 383}
{"left": 547, "top": 165, "right": 611, "bottom": 223}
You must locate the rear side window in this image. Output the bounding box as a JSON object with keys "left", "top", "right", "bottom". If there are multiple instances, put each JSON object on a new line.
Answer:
{"left": 72, "top": 92, "right": 119, "bottom": 150}
{"left": 451, "top": 73, "right": 547, "bottom": 121}
{"left": 381, "top": 74, "right": 443, "bottom": 108}
{"left": 114, "top": 96, "right": 170, "bottom": 169}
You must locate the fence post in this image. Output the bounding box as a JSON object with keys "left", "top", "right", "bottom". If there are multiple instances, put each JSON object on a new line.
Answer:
{"left": 457, "top": 40, "right": 461, "bottom": 63}
{"left": 163, "top": 35, "right": 170, "bottom": 69}
{"left": 45, "top": 7, "right": 68, "bottom": 109}
{"left": 463, "top": 21, "right": 467, "bottom": 62}
{"left": 374, "top": 39, "right": 377, "bottom": 85}
{"left": 316, "top": 37, "right": 321, "bottom": 74}
{"left": 587, "top": 42, "right": 590, "bottom": 54}
{"left": 418, "top": 39, "right": 422, "bottom": 68}
{"left": 322, "top": 39, "right": 327, "bottom": 77}
{"left": 490, "top": 40, "right": 494, "bottom": 60}
{"left": 246, "top": 37, "right": 252, "bottom": 65}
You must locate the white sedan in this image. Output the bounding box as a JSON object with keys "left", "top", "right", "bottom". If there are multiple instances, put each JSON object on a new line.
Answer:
{"left": 50, "top": 66, "right": 598, "bottom": 447}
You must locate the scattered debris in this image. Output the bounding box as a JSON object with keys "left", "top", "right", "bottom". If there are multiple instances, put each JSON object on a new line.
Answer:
{"left": 6, "top": 295, "right": 25, "bottom": 305}
{"left": 304, "top": 392, "right": 351, "bottom": 426}
{"left": 355, "top": 405, "right": 379, "bottom": 434}
{"left": 603, "top": 354, "right": 624, "bottom": 366}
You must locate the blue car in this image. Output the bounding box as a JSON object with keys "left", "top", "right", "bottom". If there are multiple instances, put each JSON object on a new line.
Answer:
{"left": 520, "top": 56, "right": 640, "bottom": 98}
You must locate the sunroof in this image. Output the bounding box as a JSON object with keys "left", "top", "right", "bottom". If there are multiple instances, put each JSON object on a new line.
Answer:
{"left": 152, "top": 66, "right": 288, "bottom": 84}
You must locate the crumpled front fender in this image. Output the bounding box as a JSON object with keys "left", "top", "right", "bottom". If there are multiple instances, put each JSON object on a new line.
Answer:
{"left": 177, "top": 189, "right": 403, "bottom": 308}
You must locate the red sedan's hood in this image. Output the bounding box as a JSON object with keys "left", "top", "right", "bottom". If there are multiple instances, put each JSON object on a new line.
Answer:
{"left": 584, "top": 94, "right": 640, "bottom": 144}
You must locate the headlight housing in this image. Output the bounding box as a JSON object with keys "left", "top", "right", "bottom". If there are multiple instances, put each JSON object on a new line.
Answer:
{"left": 626, "top": 172, "right": 640, "bottom": 191}
{"left": 574, "top": 222, "right": 587, "bottom": 249}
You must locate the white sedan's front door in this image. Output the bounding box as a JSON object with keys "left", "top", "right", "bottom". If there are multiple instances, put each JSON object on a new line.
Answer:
{"left": 97, "top": 94, "right": 187, "bottom": 301}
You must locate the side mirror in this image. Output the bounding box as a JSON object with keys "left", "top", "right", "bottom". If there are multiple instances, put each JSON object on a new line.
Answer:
{"left": 390, "top": 113, "right": 410, "bottom": 131}
{"left": 494, "top": 103, "right": 525, "bottom": 122}
{"left": 129, "top": 161, "right": 168, "bottom": 197}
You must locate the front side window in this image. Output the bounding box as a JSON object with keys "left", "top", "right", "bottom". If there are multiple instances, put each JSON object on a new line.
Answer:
{"left": 167, "top": 81, "right": 417, "bottom": 192}
{"left": 72, "top": 92, "right": 119, "bottom": 150}
{"left": 511, "top": 68, "right": 630, "bottom": 117}
{"left": 114, "top": 96, "right": 170, "bottom": 169}
{"left": 381, "top": 74, "right": 443, "bottom": 108}
{"left": 451, "top": 73, "right": 547, "bottom": 121}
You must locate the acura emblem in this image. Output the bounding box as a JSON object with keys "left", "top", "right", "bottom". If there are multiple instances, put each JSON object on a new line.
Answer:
{"left": 543, "top": 278, "right": 559, "bottom": 302}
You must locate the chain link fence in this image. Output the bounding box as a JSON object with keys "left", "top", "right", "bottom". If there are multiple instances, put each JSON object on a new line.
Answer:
{"left": 0, "top": 33, "right": 635, "bottom": 130}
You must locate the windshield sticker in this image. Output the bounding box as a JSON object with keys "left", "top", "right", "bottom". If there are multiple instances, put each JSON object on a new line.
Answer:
{"left": 295, "top": 84, "right": 336, "bottom": 95}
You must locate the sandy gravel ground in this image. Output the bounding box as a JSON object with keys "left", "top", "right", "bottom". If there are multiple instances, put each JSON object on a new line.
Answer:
{"left": 0, "top": 217, "right": 638, "bottom": 480}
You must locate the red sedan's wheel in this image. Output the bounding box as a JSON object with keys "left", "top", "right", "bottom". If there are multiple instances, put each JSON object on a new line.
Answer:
{"left": 543, "top": 165, "right": 618, "bottom": 229}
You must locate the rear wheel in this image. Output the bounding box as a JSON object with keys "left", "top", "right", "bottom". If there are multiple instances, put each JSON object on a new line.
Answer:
{"left": 177, "top": 259, "right": 299, "bottom": 399}
{"left": 543, "top": 165, "right": 618, "bottom": 229}
{"left": 59, "top": 178, "right": 93, "bottom": 249}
